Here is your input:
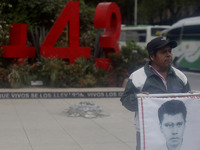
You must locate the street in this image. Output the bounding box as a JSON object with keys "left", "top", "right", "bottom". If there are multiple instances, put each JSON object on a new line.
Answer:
{"left": 183, "top": 71, "right": 200, "bottom": 91}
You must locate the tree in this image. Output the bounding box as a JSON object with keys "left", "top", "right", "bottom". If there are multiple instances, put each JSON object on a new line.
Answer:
{"left": 84, "top": 0, "right": 134, "bottom": 25}
{"left": 138, "top": 0, "right": 200, "bottom": 25}
{"left": 1, "top": 0, "right": 67, "bottom": 28}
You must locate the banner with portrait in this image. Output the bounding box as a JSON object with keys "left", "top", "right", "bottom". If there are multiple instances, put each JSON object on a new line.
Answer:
{"left": 137, "top": 93, "right": 200, "bottom": 150}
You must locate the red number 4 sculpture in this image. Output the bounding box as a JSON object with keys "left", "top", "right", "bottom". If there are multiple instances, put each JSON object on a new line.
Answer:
{"left": 41, "top": 1, "right": 90, "bottom": 64}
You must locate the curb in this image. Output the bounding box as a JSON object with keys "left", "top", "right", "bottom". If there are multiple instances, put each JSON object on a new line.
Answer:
{"left": 0, "top": 87, "right": 124, "bottom": 99}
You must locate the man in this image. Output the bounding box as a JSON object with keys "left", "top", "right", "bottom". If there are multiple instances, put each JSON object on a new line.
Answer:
{"left": 158, "top": 100, "right": 187, "bottom": 150}
{"left": 120, "top": 37, "right": 191, "bottom": 150}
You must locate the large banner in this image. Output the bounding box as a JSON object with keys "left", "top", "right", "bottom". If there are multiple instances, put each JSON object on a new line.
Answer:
{"left": 137, "top": 93, "right": 200, "bottom": 150}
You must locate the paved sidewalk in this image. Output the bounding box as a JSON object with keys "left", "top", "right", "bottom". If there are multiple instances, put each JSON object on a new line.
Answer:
{"left": 0, "top": 88, "right": 136, "bottom": 150}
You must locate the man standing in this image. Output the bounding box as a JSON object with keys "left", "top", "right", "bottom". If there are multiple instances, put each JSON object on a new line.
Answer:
{"left": 158, "top": 100, "right": 187, "bottom": 150}
{"left": 120, "top": 37, "right": 191, "bottom": 150}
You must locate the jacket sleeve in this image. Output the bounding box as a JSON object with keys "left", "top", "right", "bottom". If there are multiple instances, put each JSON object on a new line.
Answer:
{"left": 120, "top": 79, "right": 140, "bottom": 112}
{"left": 183, "top": 81, "right": 191, "bottom": 93}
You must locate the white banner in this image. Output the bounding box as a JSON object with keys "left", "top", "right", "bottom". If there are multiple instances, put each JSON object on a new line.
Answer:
{"left": 138, "top": 93, "right": 200, "bottom": 150}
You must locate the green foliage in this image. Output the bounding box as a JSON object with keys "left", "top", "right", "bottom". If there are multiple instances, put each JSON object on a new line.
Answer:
{"left": 0, "top": 67, "right": 9, "bottom": 87}
{"left": 85, "top": 0, "right": 200, "bottom": 25}
{"left": 84, "top": 0, "right": 135, "bottom": 25}
{"left": 8, "top": 62, "right": 31, "bottom": 88}
{"left": 0, "top": 57, "right": 109, "bottom": 88}
{"left": 79, "top": 0, "right": 97, "bottom": 56}
{"left": 138, "top": 0, "right": 200, "bottom": 24}
{"left": 1, "top": 0, "right": 67, "bottom": 28}
{"left": 0, "top": 23, "right": 10, "bottom": 47}
{"left": 120, "top": 39, "right": 149, "bottom": 74}
{"left": 30, "top": 57, "right": 65, "bottom": 87}
{"left": 60, "top": 57, "right": 107, "bottom": 87}
{"left": 0, "top": 2, "right": 11, "bottom": 65}
{"left": 93, "top": 68, "right": 108, "bottom": 87}
{"left": 108, "top": 39, "right": 148, "bottom": 86}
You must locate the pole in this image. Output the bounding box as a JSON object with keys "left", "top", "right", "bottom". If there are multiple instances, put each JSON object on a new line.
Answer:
{"left": 134, "top": 0, "right": 138, "bottom": 26}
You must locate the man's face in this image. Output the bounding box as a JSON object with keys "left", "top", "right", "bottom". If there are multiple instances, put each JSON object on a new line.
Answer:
{"left": 150, "top": 46, "right": 172, "bottom": 70}
{"left": 160, "top": 113, "right": 186, "bottom": 147}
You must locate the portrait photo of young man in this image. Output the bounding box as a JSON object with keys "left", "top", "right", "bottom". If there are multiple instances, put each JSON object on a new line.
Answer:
{"left": 158, "top": 100, "right": 187, "bottom": 150}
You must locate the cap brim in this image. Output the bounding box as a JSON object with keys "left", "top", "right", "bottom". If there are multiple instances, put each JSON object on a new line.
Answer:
{"left": 157, "top": 40, "right": 177, "bottom": 50}
{"left": 168, "top": 41, "right": 177, "bottom": 48}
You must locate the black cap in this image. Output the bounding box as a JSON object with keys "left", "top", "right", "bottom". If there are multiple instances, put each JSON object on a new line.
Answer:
{"left": 147, "top": 37, "right": 177, "bottom": 54}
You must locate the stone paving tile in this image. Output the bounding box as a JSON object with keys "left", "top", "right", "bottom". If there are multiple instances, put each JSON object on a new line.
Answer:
{"left": 0, "top": 88, "right": 136, "bottom": 150}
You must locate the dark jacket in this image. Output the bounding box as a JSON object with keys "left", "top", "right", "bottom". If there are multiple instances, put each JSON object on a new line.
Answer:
{"left": 120, "top": 62, "right": 191, "bottom": 112}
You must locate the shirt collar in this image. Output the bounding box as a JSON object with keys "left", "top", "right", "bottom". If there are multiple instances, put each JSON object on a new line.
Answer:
{"left": 144, "top": 62, "right": 175, "bottom": 77}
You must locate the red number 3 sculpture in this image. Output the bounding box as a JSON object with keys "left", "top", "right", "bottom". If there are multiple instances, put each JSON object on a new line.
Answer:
{"left": 94, "top": 2, "right": 121, "bottom": 70}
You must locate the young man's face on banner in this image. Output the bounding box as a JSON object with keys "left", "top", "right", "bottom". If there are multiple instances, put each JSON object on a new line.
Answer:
{"left": 160, "top": 113, "right": 186, "bottom": 147}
